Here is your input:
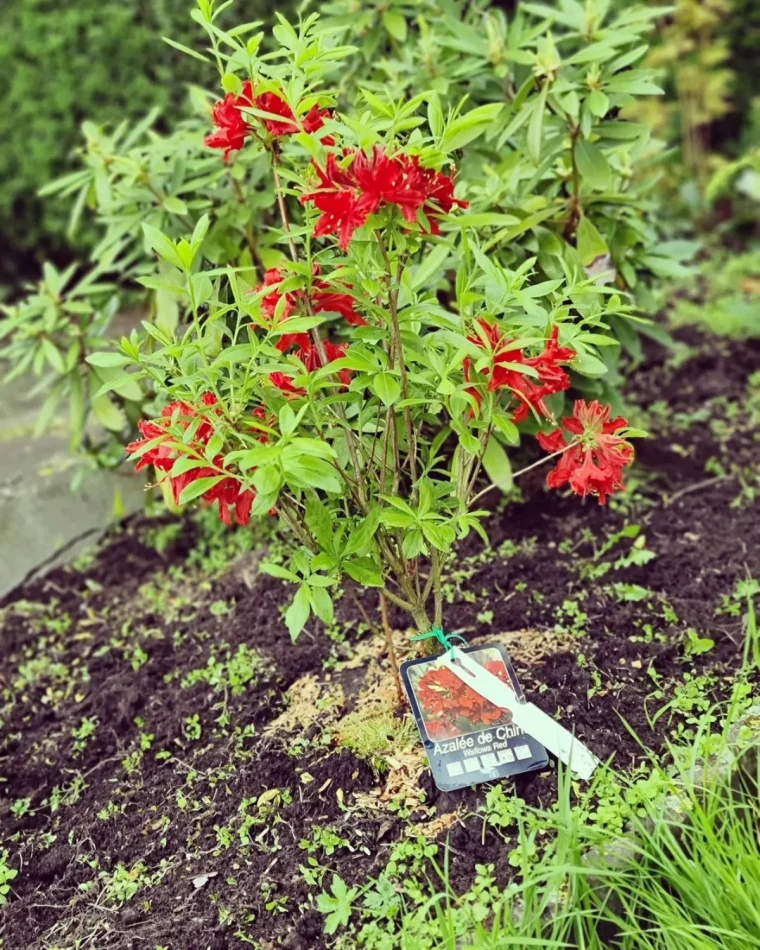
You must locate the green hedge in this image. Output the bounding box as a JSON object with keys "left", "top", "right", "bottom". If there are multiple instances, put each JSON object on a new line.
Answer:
{"left": 0, "top": 0, "right": 277, "bottom": 292}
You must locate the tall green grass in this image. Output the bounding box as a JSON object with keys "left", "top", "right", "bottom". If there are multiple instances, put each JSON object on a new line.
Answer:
{"left": 389, "top": 700, "right": 760, "bottom": 949}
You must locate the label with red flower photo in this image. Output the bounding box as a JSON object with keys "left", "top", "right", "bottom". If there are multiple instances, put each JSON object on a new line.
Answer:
{"left": 401, "top": 644, "right": 549, "bottom": 791}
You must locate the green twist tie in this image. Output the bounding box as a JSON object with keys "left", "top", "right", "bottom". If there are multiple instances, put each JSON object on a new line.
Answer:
{"left": 409, "top": 626, "right": 468, "bottom": 657}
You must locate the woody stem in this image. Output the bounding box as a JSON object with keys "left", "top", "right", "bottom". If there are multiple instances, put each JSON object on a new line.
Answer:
{"left": 380, "top": 592, "right": 404, "bottom": 704}
{"left": 376, "top": 231, "right": 418, "bottom": 497}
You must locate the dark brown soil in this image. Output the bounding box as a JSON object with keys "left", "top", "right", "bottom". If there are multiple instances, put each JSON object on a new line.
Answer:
{"left": 1, "top": 329, "right": 759, "bottom": 949}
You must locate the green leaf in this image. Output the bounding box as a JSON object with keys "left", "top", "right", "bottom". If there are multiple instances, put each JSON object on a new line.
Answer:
{"left": 492, "top": 414, "right": 520, "bottom": 446}
{"left": 34, "top": 382, "right": 64, "bottom": 436}
{"left": 309, "top": 586, "right": 334, "bottom": 625}
{"left": 317, "top": 875, "right": 357, "bottom": 936}
{"left": 527, "top": 86, "right": 548, "bottom": 165}
{"left": 427, "top": 95, "right": 444, "bottom": 139}
{"left": 285, "top": 586, "right": 311, "bottom": 641}
{"left": 164, "top": 196, "right": 188, "bottom": 216}
{"left": 259, "top": 562, "right": 300, "bottom": 583}
{"left": 279, "top": 403, "right": 297, "bottom": 436}
{"left": 306, "top": 495, "right": 334, "bottom": 549}
{"left": 572, "top": 351, "right": 608, "bottom": 377}
{"left": 381, "top": 509, "right": 416, "bottom": 529}
{"left": 142, "top": 224, "right": 184, "bottom": 269}
{"left": 441, "top": 103, "right": 502, "bottom": 152}
{"left": 222, "top": 72, "right": 243, "bottom": 96}
{"left": 171, "top": 456, "right": 209, "bottom": 476}
{"left": 361, "top": 88, "right": 394, "bottom": 118}
{"left": 284, "top": 456, "right": 342, "bottom": 493}
{"left": 402, "top": 528, "right": 427, "bottom": 560}
{"left": 41, "top": 338, "right": 65, "bottom": 374}
{"left": 178, "top": 475, "right": 224, "bottom": 504}
{"left": 457, "top": 428, "right": 482, "bottom": 456}
{"left": 90, "top": 390, "right": 126, "bottom": 433}
{"left": 576, "top": 216, "right": 609, "bottom": 266}
{"left": 86, "top": 351, "right": 131, "bottom": 368}
{"left": 639, "top": 255, "right": 693, "bottom": 279}
{"left": 253, "top": 465, "right": 282, "bottom": 495}
{"left": 372, "top": 372, "right": 401, "bottom": 407}
{"left": 412, "top": 242, "right": 451, "bottom": 289}
{"left": 162, "top": 36, "right": 211, "bottom": 63}
{"left": 455, "top": 213, "right": 520, "bottom": 229}
{"left": 587, "top": 89, "right": 609, "bottom": 118}
{"left": 192, "top": 213, "right": 211, "bottom": 249}
{"left": 344, "top": 507, "right": 381, "bottom": 557}
{"left": 382, "top": 10, "right": 407, "bottom": 42}
{"left": 421, "top": 522, "right": 456, "bottom": 552}
{"left": 482, "top": 436, "right": 513, "bottom": 493}
{"left": 343, "top": 557, "right": 385, "bottom": 587}
{"left": 575, "top": 140, "right": 611, "bottom": 191}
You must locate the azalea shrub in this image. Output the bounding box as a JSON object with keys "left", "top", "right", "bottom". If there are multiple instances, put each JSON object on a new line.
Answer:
{"left": 2, "top": 0, "right": 671, "bottom": 477}
{"left": 94, "top": 6, "right": 644, "bottom": 641}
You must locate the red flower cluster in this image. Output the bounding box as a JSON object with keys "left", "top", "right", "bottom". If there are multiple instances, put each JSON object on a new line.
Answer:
{"left": 205, "top": 80, "right": 330, "bottom": 159}
{"left": 126, "top": 394, "right": 269, "bottom": 525}
{"left": 270, "top": 338, "right": 350, "bottom": 397}
{"left": 256, "top": 267, "right": 367, "bottom": 333}
{"left": 537, "top": 399, "right": 634, "bottom": 505}
{"left": 301, "top": 147, "right": 468, "bottom": 250}
{"left": 465, "top": 321, "right": 576, "bottom": 422}
{"left": 252, "top": 268, "right": 355, "bottom": 396}
{"left": 417, "top": 659, "right": 513, "bottom": 739}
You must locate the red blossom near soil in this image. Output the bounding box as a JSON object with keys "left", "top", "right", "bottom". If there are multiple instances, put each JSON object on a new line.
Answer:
{"left": 301, "top": 147, "right": 468, "bottom": 251}
{"left": 465, "top": 321, "right": 576, "bottom": 421}
{"left": 417, "top": 658, "right": 513, "bottom": 734}
{"left": 537, "top": 399, "right": 634, "bottom": 505}
{"left": 255, "top": 267, "right": 367, "bottom": 337}
{"left": 205, "top": 80, "right": 331, "bottom": 159}
{"left": 126, "top": 395, "right": 271, "bottom": 525}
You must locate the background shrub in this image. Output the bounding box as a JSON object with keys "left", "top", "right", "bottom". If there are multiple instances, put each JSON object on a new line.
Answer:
{"left": 0, "top": 0, "right": 282, "bottom": 295}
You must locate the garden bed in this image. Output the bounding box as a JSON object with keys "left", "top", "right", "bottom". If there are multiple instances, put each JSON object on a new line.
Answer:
{"left": 2, "top": 327, "right": 760, "bottom": 949}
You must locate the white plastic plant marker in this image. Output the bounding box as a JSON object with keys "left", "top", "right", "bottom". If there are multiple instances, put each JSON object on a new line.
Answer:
{"left": 440, "top": 647, "right": 600, "bottom": 781}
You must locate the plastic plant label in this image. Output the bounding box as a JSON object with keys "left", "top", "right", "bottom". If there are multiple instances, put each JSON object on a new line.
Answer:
{"left": 440, "top": 647, "right": 600, "bottom": 780}
{"left": 401, "top": 643, "right": 549, "bottom": 791}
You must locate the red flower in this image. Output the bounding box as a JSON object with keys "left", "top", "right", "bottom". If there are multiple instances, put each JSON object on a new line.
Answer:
{"left": 204, "top": 82, "right": 255, "bottom": 160}
{"left": 465, "top": 322, "right": 575, "bottom": 421}
{"left": 301, "top": 147, "right": 467, "bottom": 251}
{"left": 126, "top": 395, "right": 272, "bottom": 526}
{"left": 302, "top": 156, "right": 371, "bottom": 250}
{"left": 254, "top": 91, "right": 328, "bottom": 137}
{"left": 201, "top": 464, "right": 256, "bottom": 526}
{"left": 254, "top": 268, "right": 367, "bottom": 344}
{"left": 312, "top": 282, "right": 367, "bottom": 326}
{"left": 537, "top": 399, "right": 634, "bottom": 505}
{"left": 258, "top": 268, "right": 296, "bottom": 321}
{"left": 270, "top": 371, "right": 306, "bottom": 397}
{"left": 413, "top": 158, "right": 469, "bottom": 233}
{"left": 295, "top": 338, "right": 352, "bottom": 388}
{"left": 269, "top": 339, "right": 350, "bottom": 396}
{"left": 206, "top": 81, "right": 331, "bottom": 158}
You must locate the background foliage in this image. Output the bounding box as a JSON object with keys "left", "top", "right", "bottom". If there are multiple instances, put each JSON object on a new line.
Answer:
{"left": 0, "top": 0, "right": 288, "bottom": 294}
